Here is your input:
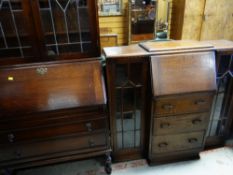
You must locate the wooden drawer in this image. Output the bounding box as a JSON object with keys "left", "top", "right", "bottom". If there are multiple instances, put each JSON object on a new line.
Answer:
{"left": 0, "top": 106, "right": 106, "bottom": 127}
{"left": 0, "top": 118, "right": 106, "bottom": 145}
{"left": 153, "top": 113, "right": 210, "bottom": 135}
{"left": 152, "top": 131, "right": 204, "bottom": 154}
{"left": 0, "top": 132, "right": 106, "bottom": 162}
{"left": 154, "top": 93, "right": 213, "bottom": 116}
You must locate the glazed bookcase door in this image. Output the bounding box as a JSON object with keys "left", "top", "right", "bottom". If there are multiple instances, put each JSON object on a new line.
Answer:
{"left": 0, "top": 0, "right": 37, "bottom": 61}
{"left": 206, "top": 52, "right": 233, "bottom": 146}
{"left": 107, "top": 58, "right": 148, "bottom": 160}
{"left": 37, "top": 0, "right": 100, "bottom": 59}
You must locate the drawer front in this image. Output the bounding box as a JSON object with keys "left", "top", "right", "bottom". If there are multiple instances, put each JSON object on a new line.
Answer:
{"left": 0, "top": 106, "right": 106, "bottom": 129}
{"left": 0, "top": 133, "right": 106, "bottom": 162}
{"left": 0, "top": 118, "right": 106, "bottom": 145}
{"left": 152, "top": 131, "right": 204, "bottom": 154}
{"left": 154, "top": 93, "right": 213, "bottom": 116}
{"left": 153, "top": 113, "right": 210, "bottom": 135}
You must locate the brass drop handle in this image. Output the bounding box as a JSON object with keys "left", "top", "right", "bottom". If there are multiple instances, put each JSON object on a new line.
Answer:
{"left": 88, "top": 139, "right": 95, "bottom": 147}
{"left": 85, "top": 122, "right": 92, "bottom": 132}
{"left": 8, "top": 133, "right": 15, "bottom": 143}
{"left": 192, "top": 119, "right": 202, "bottom": 125}
{"left": 188, "top": 138, "right": 198, "bottom": 143}
{"left": 162, "top": 104, "right": 174, "bottom": 110}
{"left": 158, "top": 142, "right": 168, "bottom": 148}
{"left": 160, "top": 123, "right": 170, "bottom": 128}
{"left": 36, "top": 67, "right": 47, "bottom": 75}
{"left": 194, "top": 99, "right": 206, "bottom": 105}
{"left": 14, "top": 150, "right": 21, "bottom": 159}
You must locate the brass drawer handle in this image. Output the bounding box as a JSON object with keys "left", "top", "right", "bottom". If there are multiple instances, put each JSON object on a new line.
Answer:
{"left": 188, "top": 138, "right": 198, "bottom": 143}
{"left": 8, "top": 133, "right": 15, "bottom": 143}
{"left": 158, "top": 142, "right": 168, "bottom": 148}
{"left": 160, "top": 123, "right": 170, "bottom": 128}
{"left": 14, "top": 150, "right": 21, "bottom": 159}
{"left": 88, "top": 139, "right": 95, "bottom": 147}
{"left": 194, "top": 99, "right": 206, "bottom": 105}
{"left": 85, "top": 122, "right": 92, "bottom": 132}
{"left": 192, "top": 119, "right": 202, "bottom": 125}
{"left": 162, "top": 104, "right": 174, "bottom": 110}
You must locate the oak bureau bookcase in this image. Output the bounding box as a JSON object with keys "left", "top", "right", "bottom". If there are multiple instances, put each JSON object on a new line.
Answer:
{"left": 0, "top": 0, "right": 112, "bottom": 174}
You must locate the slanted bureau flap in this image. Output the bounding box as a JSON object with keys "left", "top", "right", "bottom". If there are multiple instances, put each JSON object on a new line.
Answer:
{"left": 151, "top": 51, "right": 217, "bottom": 96}
{"left": 0, "top": 60, "right": 106, "bottom": 115}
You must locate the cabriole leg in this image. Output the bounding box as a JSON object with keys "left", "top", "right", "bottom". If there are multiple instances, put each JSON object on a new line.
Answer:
{"left": 105, "top": 153, "right": 112, "bottom": 174}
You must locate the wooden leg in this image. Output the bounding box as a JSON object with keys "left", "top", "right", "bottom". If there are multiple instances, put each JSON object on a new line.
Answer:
{"left": 104, "top": 153, "right": 112, "bottom": 174}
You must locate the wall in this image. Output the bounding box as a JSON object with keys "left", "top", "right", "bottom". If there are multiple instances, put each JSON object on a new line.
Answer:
{"left": 182, "top": 0, "right": 205, "bottom": 40}
{"left": 98, "top": 0, "right": 172, "bottom": 47}
{"left": 98, "top": 0, "right": 129, "bottom": 46}
{"left": 170, "top": 0, "right": 233, "bottom": 41}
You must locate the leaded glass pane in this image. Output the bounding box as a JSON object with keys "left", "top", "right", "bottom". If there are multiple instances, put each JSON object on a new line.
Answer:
{"left": 39, "top": 0, "right": 92, "bottom": 56}
{"left": 0, "top": 0, "right": 33, "bottom": 58}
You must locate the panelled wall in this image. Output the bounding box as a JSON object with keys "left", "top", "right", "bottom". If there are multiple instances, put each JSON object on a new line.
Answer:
{"left": 99, "top": 0, "right": 128, "bottom": 47}
{"left": 200, "top": 0, "right": 233, "bottom": 40}
{"left": 170, "top": 0, "right": 233, "bottom": 41}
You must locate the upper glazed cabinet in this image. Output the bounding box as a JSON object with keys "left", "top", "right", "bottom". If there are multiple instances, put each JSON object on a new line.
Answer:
{"left": 0, "top": 0, "right": 100, "bottom": 65}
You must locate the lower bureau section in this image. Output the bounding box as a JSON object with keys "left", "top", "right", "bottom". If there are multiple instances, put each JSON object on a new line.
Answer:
{"left": 0, "top": 60, "right": 112, "bottom": 174}
{"left": 0, "top": 132, "right": 107, "bottom": 165}
{"left": 151, "top": 131, "right": 204, "bottom": 154}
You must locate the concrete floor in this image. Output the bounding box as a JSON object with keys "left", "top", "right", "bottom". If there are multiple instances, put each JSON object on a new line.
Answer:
{"left": 18, "top": 144, "right": 233, "bottom": 175}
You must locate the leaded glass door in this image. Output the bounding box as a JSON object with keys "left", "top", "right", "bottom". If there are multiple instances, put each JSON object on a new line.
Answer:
{"left": 38, "top": 0, "right": 100, "bottom": 58}
{"left": 107, "top": 57, "right": 149, "bottom": 161}
{"left": 0, "top": 0, "right": 100, "bottom": 65}
{"left": 206, "top": 52, "right": 233, "bottom": 146}
{"left": 0, "top": 0, "right": 37, "bottom": 61}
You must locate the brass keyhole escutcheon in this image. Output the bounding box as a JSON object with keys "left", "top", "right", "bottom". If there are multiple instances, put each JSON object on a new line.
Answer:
{"left": 36, "top": 67, "right": 48, "bottom": 75}
{"left": 8, "top": 76, "right": 14, "bottom": 81}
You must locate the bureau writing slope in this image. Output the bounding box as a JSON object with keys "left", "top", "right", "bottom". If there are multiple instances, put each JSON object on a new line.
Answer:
{"left": 149, "top": 50, "right": 217, "bottom": 163}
